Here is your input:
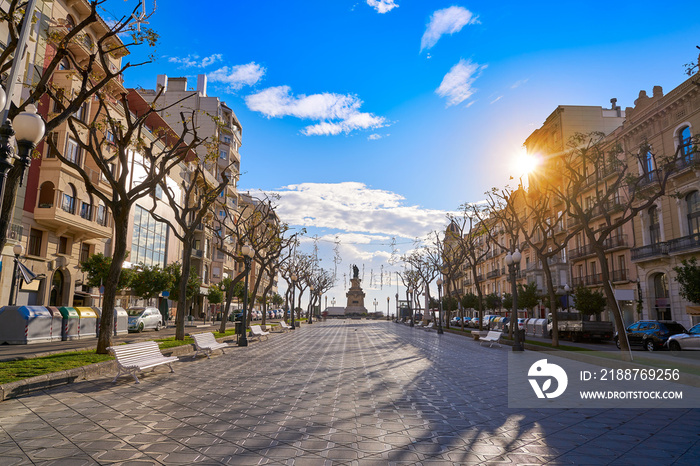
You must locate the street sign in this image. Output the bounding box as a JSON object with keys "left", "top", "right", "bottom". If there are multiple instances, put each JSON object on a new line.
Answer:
{"left": 162, "top": 291, "right": 170, "bottom": 297}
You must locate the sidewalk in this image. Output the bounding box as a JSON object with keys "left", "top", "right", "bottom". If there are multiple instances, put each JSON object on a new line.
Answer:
{"left": 1, "top": 320, "right": 698, "bottom": 465}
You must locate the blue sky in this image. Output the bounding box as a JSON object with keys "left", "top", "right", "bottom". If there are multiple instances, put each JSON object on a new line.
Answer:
{"left": 111, "top": 0, "right": 700, "bottom": 309}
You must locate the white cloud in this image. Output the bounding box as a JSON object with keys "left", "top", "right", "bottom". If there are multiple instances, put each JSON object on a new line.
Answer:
{"left": 436, "top": 59, "right": 486, "bottom": 107}
{"left": 367, "top": 0, "right": 398, "bottom": 14}
{"left": 368, "top": 133, "right": 382, "bottom": 140}
{"left": 208, "top": 62, "right": 266, "bottom": 91}
{"left": 511, "top": 78, "right": 528, "bottom": 89}
{"left": 420, "top": 6, "right": 479, "bottom": 51}
{"left": 245, "top": 86, "right": 387, "bottom": 136}
{"left": 263, "top": 182, "right": 450, "bottom": 239}
{"left": 168, "top": 54, "right": 223, "bottom": 68}
{"left": 490, "top": 95, "right": 503, "bottom": 104}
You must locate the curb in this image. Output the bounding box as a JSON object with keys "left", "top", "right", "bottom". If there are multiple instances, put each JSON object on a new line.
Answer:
{"left": 0, "top": 336, "right": 238, "bottom": 402}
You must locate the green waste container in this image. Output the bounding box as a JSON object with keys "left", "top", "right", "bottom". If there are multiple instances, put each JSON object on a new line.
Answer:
{"left": 57, "top": 307, "right": 80, "bottom": 341}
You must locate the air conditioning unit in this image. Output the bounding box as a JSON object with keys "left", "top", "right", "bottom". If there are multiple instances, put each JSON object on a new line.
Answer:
{"left": 47, "top": 260, "right": 54, "bottom": 271}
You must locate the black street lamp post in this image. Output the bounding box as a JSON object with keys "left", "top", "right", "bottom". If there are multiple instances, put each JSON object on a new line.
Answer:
{"left": 386, "top": 296, "right": 390, "bottom": 321}
{"left": 8, "top": 243, "right": 23, "bottom": 306}
{"left": 238, "top": 245, "right": 255, "bottom": 347}
{"left": 506, "top": 248, "right": 524, "bottom": 351}
{"left": 436, "top": 278, "right": 444, "bottom": 335}
{"left": 395, "top": 293, "right": 399, "bottom": 322}
{"left": 373, "top": 298, "right": 378, "bottom": 314}
{"left": 290, "top": 274, "right": 297, "bottom": 330}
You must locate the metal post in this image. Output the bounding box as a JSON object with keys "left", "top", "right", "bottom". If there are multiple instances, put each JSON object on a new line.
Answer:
{"left": 290, "top": 279, "right": 296, "bottom": 330}
{"left": 239, "top": 256, "right": 251, "bottom": 346}
{"left": 386, "top": 296, "right": 390, "bottom": 321}
{"left": 308, "top": 289, "right": 314, "bottom": 324}
{"left": 8, "top": 255, "right": 20, "bottom": 306}
{"left": 437, "top": 282, "right": 444, "bottom": 335}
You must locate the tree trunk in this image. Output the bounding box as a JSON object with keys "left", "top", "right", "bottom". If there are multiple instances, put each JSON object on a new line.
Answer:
{"left": 176, "top": 238, "right": 194, "bottom": 340}
{"left": 541, "top": 260, "right": 560, "bottom": 347}
{"left": 595, "top": 246, "right": 631, "bottom": 358}
{"left": 96, "top": 209, "right": 129, "bottom": 354}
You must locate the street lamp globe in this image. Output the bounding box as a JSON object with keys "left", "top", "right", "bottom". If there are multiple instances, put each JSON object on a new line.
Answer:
{"left": 512, "top": 248, "right": 521, "bottom": 263}
{"left": 13, "top": 105, "right": 45, "bottom": 145}
{"left": 0, "top": 87, "right": 6, "bottom": 113}
{"left": 437, "top": 278, "right": 443, "bottom": 287}
{"left": 564, "top": 284, "right": 570, "bottom": 293}
{"left": 13, "top": 243, "right": 23, "bottom": 256}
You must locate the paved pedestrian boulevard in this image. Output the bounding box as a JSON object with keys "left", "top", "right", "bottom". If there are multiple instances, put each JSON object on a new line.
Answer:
{"left": 1, "top": 320, "right": 699, "bottom": 465}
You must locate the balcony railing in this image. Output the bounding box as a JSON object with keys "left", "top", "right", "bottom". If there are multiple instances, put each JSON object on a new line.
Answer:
{"left": 631, "top": 242, "right": 668, "bottom": 261}
{"left": 486, "top": 269, "right": 501, "bottom": 279}
{"left": 611, "top": 269, "right": 629, "bottom": 282}
{"left": 667, "top": 233, "right": 700, "bottom": 254}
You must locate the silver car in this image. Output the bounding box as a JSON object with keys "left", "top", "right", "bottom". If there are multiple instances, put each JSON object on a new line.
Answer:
{"left": 666, "top": 323, "right": 700, "bottom": 351}
{"left": 127, "top": 307, "right": 163, "bottom": 332}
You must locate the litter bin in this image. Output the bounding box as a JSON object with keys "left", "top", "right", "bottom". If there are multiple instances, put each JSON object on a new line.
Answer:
{"left": 57, "top": 306, "right": 80, "bottom": 341}
{"left": 92, "top": 307, "right": 128, "bottom": 337}
{"left": 44, "top": 306, "right": 64, "bottom": 341}
{"left": 75, "top": 307, "right": 98, "bottom": 339}
{"left": 0, "top": 306, "right": 54, "bottom": 344}
{"left": 234, "top": 321, "right": 243, "bottom": 345}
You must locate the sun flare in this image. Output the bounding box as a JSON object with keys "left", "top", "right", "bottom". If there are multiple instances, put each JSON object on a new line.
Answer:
{"left": 515, "top": 151, "right": 541, "bottom": 176}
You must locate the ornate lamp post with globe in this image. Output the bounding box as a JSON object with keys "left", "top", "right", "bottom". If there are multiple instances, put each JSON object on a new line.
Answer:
{"left": 238, "top": 244, "right": 255, "bottom": 347}
{"left": 505, "top": 248, "right": 524, "bottom": 351}
{"left": 436, "top": 278, "right": 444, "bottom": 335}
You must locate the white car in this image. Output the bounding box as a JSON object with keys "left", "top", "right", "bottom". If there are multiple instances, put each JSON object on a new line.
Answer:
{"left": 666, "top": 323, "right": 700, "bottom": 351}
{"left": 127, "top": 307, "right": 163, "bottom": 332}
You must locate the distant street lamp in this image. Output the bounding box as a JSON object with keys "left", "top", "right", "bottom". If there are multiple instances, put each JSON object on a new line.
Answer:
{"left": 238, "top": 244, "right": 255, "bottom": 347}
{"left": 386, "top": 296, "right": 390, "bottom": 321}
{"left": 395, "top": 292, "right": 399, "bottom": 322}
{"left": 308, "top": 285, "right": 314, "bottom": 324}
{"left": 436, "top": 278, "right": 444, "bottom": 335}
{"left": 564, "top": 284, "right": 571, "bottom": 312}
{"left": 373, "top": 298, "right": 378, "bottom": 314}
{"left": 8, "top": 243, "right": 23, "bottom": 306}
{"left": 506, "top": 248, "right": 524, "bottom": 351}
{"left": 290, "top": 274, "right": 297, "bottom": 329}
{"left": 331, "top": 297, "right": 336, "bottom": 307}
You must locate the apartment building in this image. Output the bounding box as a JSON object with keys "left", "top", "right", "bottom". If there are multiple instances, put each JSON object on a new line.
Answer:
{"left": 625, "top": 76, "right": 700, "bottom": 328}
{"left": 138, "top": 74, "right": 242, "bottom": 317}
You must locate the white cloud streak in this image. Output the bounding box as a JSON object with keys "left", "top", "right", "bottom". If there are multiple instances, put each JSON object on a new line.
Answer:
{"left": 208, "top": 62, "right": 266, "bottom": 91}
{"left": 420, "top": 6, "right": 479, "bottom": 51}
{"left": 263, "top": 182, "right": 450, "bottom": 239}
{"left": 168, "top": 54, "right": 223, "bottom": 68}
{"left": 367, "top": 0, "right": 398, "bottom": 14}
{"left": 436, "top": 59, "right": 486, "bottom": 107}
{"left": 245, "top": 86, "right": 388, "bottom": 136}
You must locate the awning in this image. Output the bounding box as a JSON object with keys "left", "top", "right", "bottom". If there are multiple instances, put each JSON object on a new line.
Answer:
{"left": 686, "top": 306, "right": 700, "bottom": 316}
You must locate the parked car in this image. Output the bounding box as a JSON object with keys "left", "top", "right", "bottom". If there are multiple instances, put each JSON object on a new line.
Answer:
{"left": 615, "top": 320, "right": 687, "bottom": 351}
{"left": 666, "top": 323, "right": 700, "bottom": 351}
{"left": 127, "top": 307, "right": 163, "bottom": 332}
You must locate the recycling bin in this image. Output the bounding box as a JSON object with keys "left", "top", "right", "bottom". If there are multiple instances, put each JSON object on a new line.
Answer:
{"left": 92, "top": 306, "right": 128, "bottom": 337}
{"left": 75, "top": 307, "right": 98, "bottom": 339}
{"left": 45, "top": 306, "right": 64, "bottom": 341}
{"left": 57, "top": 306, "right": 80, "bottom": 341}
{"left": 0, "top": 306, "right": 53, "bottom": 344}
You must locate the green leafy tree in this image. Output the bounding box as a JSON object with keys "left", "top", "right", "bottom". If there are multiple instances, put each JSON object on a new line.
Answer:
{"left": 461, "top": 292, "right": 478, "bottom": 310}
{"left": 271, "top": 293, "right": 284, "bottom": 307}
{"left": 80, "top": 253, "right": 134, "bottom": 290}
{"left": 673, "top": 258, "right": 700, "bottom": 305}
{"left": 165, "top": 263, "right": 200, "bottom": 303}
{"left": 485, "top": 292, "right": 502, "bottom": 311}
{"left": 132, "top": 265, "right": 172, "bottom": 301}
{"left": 573, "top": 287, "right": 606, "bottom": 316}
{"left": 208, "top": 285, "right": 224, "bottom": 306}
{"left": 502, "top": 293, "right": 513, "bottom": 310}
{"left": 517, "top": 282, "right": 541, "bottom": 315}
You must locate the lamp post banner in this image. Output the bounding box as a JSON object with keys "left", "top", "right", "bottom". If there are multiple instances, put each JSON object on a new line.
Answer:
{"left": 508, "top": 351, "right": 700, "bottom": 409}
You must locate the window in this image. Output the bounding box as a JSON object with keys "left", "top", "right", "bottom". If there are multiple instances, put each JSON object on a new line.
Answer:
{"left": 688, "top": 191, "right": 700, "bottom": 235}
{"left": 80, "top": 201, "right": 92, "bottom": 220}
{"left": 222, "top": 135, "right": 231, "bottom": 144}
{"left": 219, "top": 149, "right": 228, "bottom": 160}
{"left": 154, "top": 184, "right": 163, "bottom": 200}
{"left": 643, "top": 150, "right": 654, "bottom": 180}
{"left": 649, "top": 206, "right": 660, "bottom": 245}
{"left": 65, "top": 138, "right": 80, "bottom": 165}
{"left": 74, "top": 102, "right": 89, "bottom": 122}
{"left": 64, "top": 15, "right": 75, "bottom": 30}
{"left": 80, "top": 243, "right": 91, "bottom": 264}
{"left": 58, "top": 236, "right": 69, "bottom": 254}
{"left": 58, "top": 56, "right": 70, "bottom": 71}
{"left": 62, "top": 184, "right": 76, "bottom": 214}
{"left": 679, "top": 126, "right": 693, "bottom": 161}
{"left": 130, "top": 205, "right": 169, "bottom": 267}
{"left": 653, "top": 273, "right": 671, "bottom": 320}
{"left": 28, "top": 228, "right": 43, "bottom": 256}
{"left": 96, "top": 204, "right": 107, "bottom": 226}
{"left": 105, "top": 131, "right": 115, "bottom": 144}
{"left": 45, "top": 132, "right": 59, "bottom": 158}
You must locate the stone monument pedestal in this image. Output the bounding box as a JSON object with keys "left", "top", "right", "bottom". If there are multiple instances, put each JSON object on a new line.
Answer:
{"left": 345, "top": 277, "right": 367, "bottom": 316}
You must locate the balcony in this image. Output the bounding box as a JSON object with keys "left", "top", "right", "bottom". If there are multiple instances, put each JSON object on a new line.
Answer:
{"left": 191, "top": 249, "right": 204, "bottom": 258}
{"left": 670, "top": 152, "right": 698, "bottom": 174}
{"left": 631, "top": 242, "right": 669, "bottom": 262}
{"left": 611, "top": 269, "right": 629, "bottom": 282}
{"left": 667, "top": 233, "right": 700, "bottom": 254}
{"left": 570, "top": 235, "right": 630, "bottom": 261}
{"left": 572, "top": 273, "right": 603, "bottom": 287}
{"left": 34, "top": 190, "right": 111, "bottom": 240}
{"left": 486, "top": 269, "right": 501, "bottom": 279}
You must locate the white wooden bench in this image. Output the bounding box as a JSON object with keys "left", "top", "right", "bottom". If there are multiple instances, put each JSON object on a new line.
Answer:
{"left": 250, "top": 325, "right": 270, "bottom": 341}
{"left": 277, "top": 320, "right": 291, "bottom": 332}
{"left": 108, "top": 341, "right": 179, "bottom": 384}
{"left": 191, "top": 332, "right": 230, "bottom": 359}
{"left": 479, "top": 331, "right": 503, "bottom": 348}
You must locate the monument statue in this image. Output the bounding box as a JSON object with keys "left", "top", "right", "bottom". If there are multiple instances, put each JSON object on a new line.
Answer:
{"left": 352, "top": 264, "right": 359, "bottom": 279}
{"left": 345, "top": 264, "right": 367, "bottom": 315}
